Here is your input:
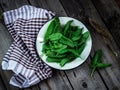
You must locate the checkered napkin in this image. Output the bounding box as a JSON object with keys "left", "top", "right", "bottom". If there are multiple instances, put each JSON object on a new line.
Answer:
{"left": 2, "top": 5, "right": 55, "bottom": 88}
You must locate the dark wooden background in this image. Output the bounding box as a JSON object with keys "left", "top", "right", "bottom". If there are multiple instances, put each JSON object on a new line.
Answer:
{"left": 0, "top": 0, "right": 120, "bottom": 90}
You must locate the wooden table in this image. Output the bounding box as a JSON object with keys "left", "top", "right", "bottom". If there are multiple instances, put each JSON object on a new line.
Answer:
{"left": 0, "top": 0, "right": 120, "bottom": 90}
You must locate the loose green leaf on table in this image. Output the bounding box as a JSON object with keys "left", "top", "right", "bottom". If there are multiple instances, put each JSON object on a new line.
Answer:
{"left": 91, "top": 49, "right": 111, "bottom": 77}
{"left": 96, "top": 63, "right": 111, "bottom": 68}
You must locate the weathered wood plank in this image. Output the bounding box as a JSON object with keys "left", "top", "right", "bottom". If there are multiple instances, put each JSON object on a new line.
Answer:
{"left": 81, "top": 0, "right": 120, "bottom": 89}
{"left": 0, "top": 0, "right": 19, "bottom": 12}
{"left": 19, "top": 87, "right": 32, "bottom": 90}
{"left": 0, "top": 22, "right": 13, "bottom": 63}
{"left": 14, "top": 0, "right": 29, "bottom": 8}
{"left": 36, "top": 81, "right": 50, "bottom": 90}
{"left": 44, "top": 70, "right": 73, "bottom": 90}
{"left": 31, "top": 84, "right": 40, "bottom": 90}
{"left": 64, "top": 58, "right": 107, "bottom": 90}
{"left": 32, "top": 70, "right": 73, "bottom": 90}
{"left": 0, "top": 0, "right": 29, "bottom": 11}
{"left": 0, "top": 74, "right": 6, "bottom": 90}
{"left": 60, "top": 0, "right": 120, "bottom": 89}
{"left": 92, "top": 0, "right": 120, "bottom": 49}
{"left": 89, "top": 29, "right": 120, "bottom": 89}
{"left": 29, "top": 0, "right": 67, "bottom": 16}
{"left": 90, "top": 0, "right": 120, "bottom": 89}
{"left": 60, "top": 0, "right": 86, "bottom": 22}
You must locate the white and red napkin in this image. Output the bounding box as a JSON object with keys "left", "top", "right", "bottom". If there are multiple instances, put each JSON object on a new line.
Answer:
{"left": 2, "top": 5, "right": 55, "bottom": 88}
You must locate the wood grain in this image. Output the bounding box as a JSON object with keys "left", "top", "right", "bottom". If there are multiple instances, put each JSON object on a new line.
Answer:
{"left": 29, "top": 0, "right": 67, "bottom": 16}
{"left": 77, "top": 0, "right": 120, "bottom": 89}
{"left": 0, "top": 74, "right": 6, "bottom": 90}
{"left": 92, "top": 0, "right": 120, "bottom": 49}
{"left": 60, "top": 0, "right": 120, "bottom": 89}
{"left": 45, "top": 70, "right": 73, "bottom": 90}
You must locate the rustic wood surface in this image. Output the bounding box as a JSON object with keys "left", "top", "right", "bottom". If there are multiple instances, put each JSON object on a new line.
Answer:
{"left": 0, "top": 0, "right": 120, "bottom": 90}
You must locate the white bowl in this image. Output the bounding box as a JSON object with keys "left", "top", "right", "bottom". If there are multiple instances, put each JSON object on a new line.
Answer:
{"left": 36, "top": 17, "right": 92, "bottom": 70}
